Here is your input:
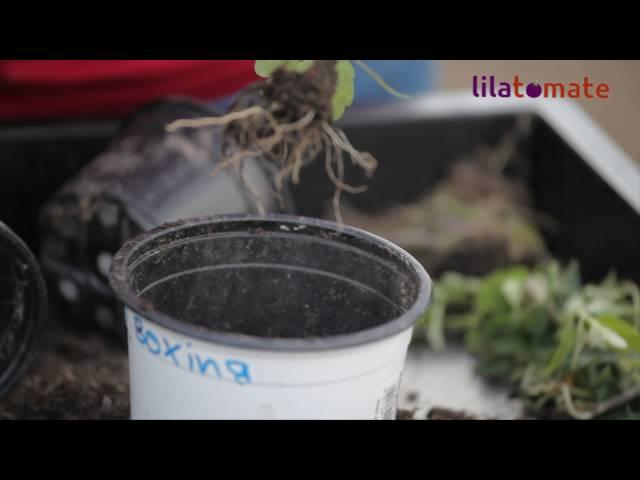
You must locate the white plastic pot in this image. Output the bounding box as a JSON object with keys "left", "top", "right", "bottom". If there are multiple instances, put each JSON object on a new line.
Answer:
{"left": 110, "top": 214, "right": 432, "bottom": 419}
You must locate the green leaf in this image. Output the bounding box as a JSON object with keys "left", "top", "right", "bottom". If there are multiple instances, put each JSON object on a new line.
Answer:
{"left": 289, "top": 60, "right": 314, "bottom": 73}
{"left": 476, "top": 267, "right": 529, "bottom": 316}
{"left": 545, "top": 325, "right": 576, "bottom": 375}
{"left": 255, "top": 60, "right": 287, "bottom": 78}
{"left": 331, "top": 60, "right": 355, "bottom": 121}
{"left": 255, "top": 60, "right": 314, "bottom": 78}
{"left": 585, "top": 316, "right": 629, "bottom": 351}
{"left": 501, "top": 277, "right": 525, "bottom": 309}
{"left": 425, "top": 302, "right": 446, "bottom": 351}
{"left": 598, "top": 314, "right": 640, "bottom": 352}
{"left": 438, "top": 272, "right": 479, "bottom": 305}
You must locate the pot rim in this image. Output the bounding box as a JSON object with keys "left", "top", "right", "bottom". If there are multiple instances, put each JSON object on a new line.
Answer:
{"left": 109, "top": 213, "right": 432, "bottom": 352}
{"left": 0, "top": 221, "right": 48, "bottom": 398}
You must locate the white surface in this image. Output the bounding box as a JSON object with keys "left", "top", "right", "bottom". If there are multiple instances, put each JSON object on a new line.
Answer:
{"left": 398, "top": 345, "right": 524, "bottom": 419}
{"left": 126, "top": 308, "right": 414, "bottom": 419}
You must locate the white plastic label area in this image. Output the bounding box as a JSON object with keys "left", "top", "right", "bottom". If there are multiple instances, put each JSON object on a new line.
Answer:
{"left": 125, "top": 308, "right": 413, "bottom": 419}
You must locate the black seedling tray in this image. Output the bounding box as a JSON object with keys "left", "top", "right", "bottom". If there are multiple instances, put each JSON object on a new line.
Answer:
{"left": 291, "top": 92, "right": 640, "bottom": 283}
{"left": 1, "top": 92, "right": 638, "bottom": 284}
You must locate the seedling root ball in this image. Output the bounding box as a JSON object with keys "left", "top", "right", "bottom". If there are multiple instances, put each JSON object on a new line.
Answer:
{"left": 166, "top": 60, "right": 377, "bottom": 222}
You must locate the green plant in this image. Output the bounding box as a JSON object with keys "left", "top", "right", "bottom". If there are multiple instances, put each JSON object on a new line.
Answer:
{"left": 417, "top": 262, "right": 640, "bottom": 419}
{"left": 254, "top": 60, "right": 410, "bottom": 121}
{"left": 165, "top": 60, "right": 411, "bottom": 221}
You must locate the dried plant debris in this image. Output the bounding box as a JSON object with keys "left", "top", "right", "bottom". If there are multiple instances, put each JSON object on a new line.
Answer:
{"left": 332, "top": 116, "right": 549, "bottom": 276}
{"left": 415, "top": 261, "right": 640, "bottom": 419}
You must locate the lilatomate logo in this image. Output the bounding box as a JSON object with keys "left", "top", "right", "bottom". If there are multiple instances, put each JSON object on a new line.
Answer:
{"left": 472, "top": 75, "right": 610, "bottom": 99}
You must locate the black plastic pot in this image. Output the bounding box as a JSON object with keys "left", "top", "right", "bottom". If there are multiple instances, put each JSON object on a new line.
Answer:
{"left": 110, "top": 214, "right": 431, "bottom": 348}
{"left": 109, "top": 214, "right": 432, "bottom": 418}
{"left": 0, "top": 221, "right": 47, "bottom": 399}
{"left": 39, "top": 98, "right": 294, "bottom": 338}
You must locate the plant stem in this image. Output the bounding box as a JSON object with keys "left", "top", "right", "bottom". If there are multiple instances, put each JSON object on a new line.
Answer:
{"left": 591, "top": 384, "right": 640, "bottom": 418}
{"left": 353, "top": 60, "right": 412, "bottom": 99}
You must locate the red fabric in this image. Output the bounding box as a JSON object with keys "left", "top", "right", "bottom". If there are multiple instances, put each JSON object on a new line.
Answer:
{"left": 0, "top": 60, "right": 260, "bottom": 121}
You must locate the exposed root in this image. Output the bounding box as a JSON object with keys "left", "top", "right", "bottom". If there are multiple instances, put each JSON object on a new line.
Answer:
{"left": 209, "top": 149, "right": 259, "bottom": 178}
{"left": 165, "top": 62, "right": 378, "bottom": 223}
{"left": 322, "top": 121, "right": 377, "bottom": 176}
{"left": 166, "top": 106, "right": 269, "bottom": 132}
{"left": 237, "top": 160, "right": 266, "bottom": 216}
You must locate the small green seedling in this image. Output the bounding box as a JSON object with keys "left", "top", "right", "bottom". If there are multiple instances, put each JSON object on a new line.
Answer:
{"left": 416, "top": 261, "right": 640, "bottom": 419}
{"left": 254, "top": 60, "right": 410, "bottom": 121}
{"left": 166, "top": 60, "right": 411, "bottom": 221}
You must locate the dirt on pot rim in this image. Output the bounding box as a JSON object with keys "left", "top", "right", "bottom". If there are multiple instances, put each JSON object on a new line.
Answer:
{"left": 108, "top": 213, "right": 433, "bottom": 352}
